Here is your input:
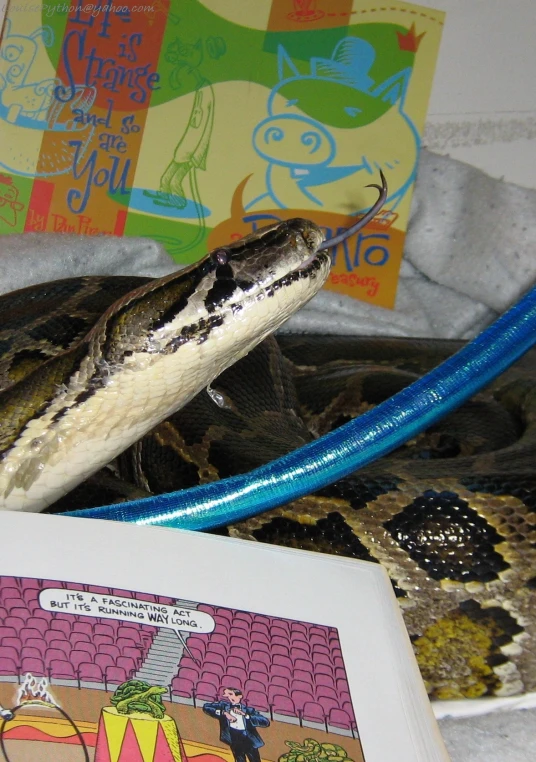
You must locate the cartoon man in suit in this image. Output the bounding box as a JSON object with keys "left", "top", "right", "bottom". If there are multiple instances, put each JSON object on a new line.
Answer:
{"left": 203, "top": 687, "right": 270, "bottom": 762}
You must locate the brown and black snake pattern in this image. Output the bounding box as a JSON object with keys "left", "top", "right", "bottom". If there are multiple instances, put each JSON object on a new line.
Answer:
{"left": 2, "top": 276, "right": 536, "bottom": 701}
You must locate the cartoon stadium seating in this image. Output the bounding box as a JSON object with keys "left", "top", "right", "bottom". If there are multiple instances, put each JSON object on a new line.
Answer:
{"left": 0, "top": 580, "right": 357, "bottom": 736}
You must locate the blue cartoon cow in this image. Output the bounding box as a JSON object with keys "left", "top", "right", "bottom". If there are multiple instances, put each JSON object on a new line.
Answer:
{"left": 248, "top": 36, "right": 420, "bottom": 212}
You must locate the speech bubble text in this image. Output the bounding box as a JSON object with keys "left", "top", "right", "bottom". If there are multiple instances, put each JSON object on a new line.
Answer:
{"left": 39, "top": 589, "right": 215, "bottom": 636}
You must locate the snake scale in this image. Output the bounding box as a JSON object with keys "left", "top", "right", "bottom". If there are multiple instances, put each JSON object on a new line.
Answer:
{"left": 1, "top": 199, "right": 535, "bottom": 702}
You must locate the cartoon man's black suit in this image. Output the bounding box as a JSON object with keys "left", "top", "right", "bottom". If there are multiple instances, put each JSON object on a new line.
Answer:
{"left": 203, "top": 688, "right": 270, "bottom": 762}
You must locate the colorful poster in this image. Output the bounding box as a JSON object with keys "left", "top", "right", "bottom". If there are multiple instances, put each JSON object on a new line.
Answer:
{"left": 0, "top": 0, "right": 444, "bottom": 308}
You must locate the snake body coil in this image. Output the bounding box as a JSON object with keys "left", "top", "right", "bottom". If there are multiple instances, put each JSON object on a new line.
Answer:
{"left": 1, "top": 184, "right": 535, "bottom": 700}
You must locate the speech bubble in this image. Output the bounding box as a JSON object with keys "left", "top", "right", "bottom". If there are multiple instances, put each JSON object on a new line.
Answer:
{"left": 39, "top": 589, "right": 215, "bottom": 637}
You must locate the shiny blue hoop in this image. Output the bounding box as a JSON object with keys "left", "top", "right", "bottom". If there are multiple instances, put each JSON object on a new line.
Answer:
{"left": 65, "top": 284, "right": 536, "bottom": 532}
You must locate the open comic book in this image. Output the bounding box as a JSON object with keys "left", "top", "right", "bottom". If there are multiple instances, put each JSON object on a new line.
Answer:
{"left": 0, "top": 512, "right": 449, "bottom": 761}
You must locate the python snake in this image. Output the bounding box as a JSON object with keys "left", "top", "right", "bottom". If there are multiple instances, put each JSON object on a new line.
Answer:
{"left": 1, "top": 190, "right": 535, "bottom": 701}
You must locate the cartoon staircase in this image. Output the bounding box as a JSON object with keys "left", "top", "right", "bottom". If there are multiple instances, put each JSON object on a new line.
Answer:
{"left": 135, "top": 599, "right": 194, "bottom": 687}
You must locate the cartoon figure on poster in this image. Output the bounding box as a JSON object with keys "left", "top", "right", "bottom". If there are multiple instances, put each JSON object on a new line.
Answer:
{"left": 0, "top": 20, "right": 96, "bottom": 176}
{"left": 248, "top": 36, "right": 420, "bottom": 213}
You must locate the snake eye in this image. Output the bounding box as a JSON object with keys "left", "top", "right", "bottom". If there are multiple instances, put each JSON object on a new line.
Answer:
{"left": 211, "top": 249, "right": 229, "bottom": 266}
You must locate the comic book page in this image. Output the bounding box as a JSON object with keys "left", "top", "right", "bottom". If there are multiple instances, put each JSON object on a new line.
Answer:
{"left": 0, "top": 512, "right": 450, "bottom": 762}
{"left": 0, "top": 0, "right": 444, "bottom": 309}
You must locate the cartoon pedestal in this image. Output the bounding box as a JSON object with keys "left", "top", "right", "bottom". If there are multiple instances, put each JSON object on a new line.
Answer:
{"left": 94, "top": 707, "right": 184, "bottom": 762}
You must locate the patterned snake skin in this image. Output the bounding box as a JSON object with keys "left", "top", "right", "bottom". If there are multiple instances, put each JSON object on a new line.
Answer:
{"left": 2, "top": 275, "right": 536, "bottom": 701}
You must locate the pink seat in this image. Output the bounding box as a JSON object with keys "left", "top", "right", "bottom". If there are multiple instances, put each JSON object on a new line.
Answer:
{"left": 49, "top": 659, "right": 77, "bottom": 680}
{"left": 290, "top": 647, "right": 310, "bottom": 662}
{"left": 105, "top": 666, "right": 127, "bottom": 685}
{"left": 234, "top": 611, "right": 252, "bottom": 625}
{"left": 117, "top": 626, "right": 141, "bottom": 644}
{"left": 50, "top": 620, "right": 71, "bottom": 636}
{"left": 315, "top": 674, "right": 335, "bottom": 689}
{"left": 45, "top": 630, "right": 67, "bottom": 645}
{"left": 194, "top": 681, "right": 218, "bottom": 701}
{"left": 271, "top": 644, "right": 290, "bottom": 658}
{"left": 94, "top": 634, "right": 114, "bottom": 647}
{"left": 70, "top": 650, "right": 93, "bottom": 670}
{"left": 197, "top": 604, "right": 215, "bottom": 615}
{"left": 25, "top": 618, "right": 47, "bottom": 635}
{"left": 71, "top": 633, "right": 91, "bottom": 646}
{"left": 94, "top": 624, "right": 115, "bottom": 637}
{"left": 290, "top": 622, "right": 307, "bottom": 636}
{"left": 206, "top": 642, "right": 226, "bottom": 658}
{"left": 123, "top": 647, "right": 142, "bottom": 664}
{"left": 87, "top": 585, "right": 111, "bottom": 595}
{"left": 2, "top": 647, "right": 20, "bottom": 666}
{"left": 117, "top": 637, "right": 136, "bottom": 650}
{"left": 268, "top": 684, "right": 287, "bottom": 704}
{"left": 251, "top": 623, "right": 269, "bottom": 637}
{"left": 244, "top": 679, "right": 265, "bottom": 694}
{"left": 314, "top": 665, "right": 334, "bottom": 683}
{"left": 178, "top": 666, "right": 199, "bottom": 683}
{"left": 200, "top": 671, "right": 220, "bottom": 688}
{"left": 135, "top": 593, "right": 157, "bottom": 602}
{"left": 76, "top": 642, "right": 96, "bottom": 658}
{"left": 318, "top": 696, "right": 339, "bottom": 715}
{"left": 294, "top": 658, "right": 313, "bottom": 673}
{"left": 272, "top": 694, "right": 296, "bottom": 717}
{"left": 2, "top": 637, "right": 21, "bottom": 653}
{"left": 0, "top": 626, "right": 17, "bottom": 639}
{"left": 313, "top": 644, "right": 331, "bottom": 657}
{"left": 270, "top": 674, "right": 289, "bottom": 690}
{"left": 223, "top": 666, "right": 247, "bottom": 683}
{"left": 21, "top": 646, "right": 43, "bottom": 661}
{"left": 171, "top": 676, "right": 194, "bottom": 698}
{"left": 227, "top": 655, "right": 246, "bottom": 670}
{"left": 272, "top": 655, "right": 292, "bottom": 671}
{"left": 20, "top": 627, "right": 43, "bottom": 643}
{"left": 1, "top": 586, "right": 21, "bottom": 601}
{"left": 73, "top": 622, "right": 93, "bottom": 636}
{"left": 293, "top": 679, "right": 313, "bottom": 694}
{"left": 78, "top": 663, "right": 103, "bottom": 683}
{"left": 216, "top": 608, "right": 233, "bottom": 623}
{"left": 249, "top": 660, "right": 268, "bottom": 675}
{"left": 5, "top": 616, "right": 24, "bottom": 630}
{"left": 96, "top": 653, "right": 115, "bottom": 671}
{"left": 4, "top": 597, "right": 25, "bottom": 612}
{"left": 292, "top": 689, "right": 314, "bottom": 712}
{"left": 250, "top": 650, "right": 270, "bottom": 667}
{"left": 48, "top": 639, "right": 70, "bottom": 656}
{"left": 328, "top": 708, "right": 352, "bottom": 730}
{"left": 293, "top": 670, "right": 313, "bottom": 686}
{"left": 230, "top": 636, "right": 249, "bottom": 650}
{"left": 0, "top": 657, "right": 18, "bottom": 676}
{"left": 99, "top": 644, "right": 120, "bottom": 660}
{"left": 249, "top": 671, "right": 268, "bottom": 686}
{"left": 230, "top": 624, "right": 249, "bottom": 638}
{"left": 229, "top": 646, "right": 249, "bottom": 663}
{"left": 21, "top": 656, "right": 45, "bottom": 675}
{"left": 116, "top": 656, "right": 136, "bottom": 677}
{"left": 302, "top": 701, "right": 326, "bottom": 724}
{"left": 316, "top": 685, "right": 338, "bottom": 701}
{"left": 246, "top": 690, "right": 269, "bottom": 712}
{"left": 270, "top": 665, "right": 291, "bottom": 682}
{"left": 23, "top": 589, "right": 39, "bottom": 604}
{"left": 30, "top": 610, "right": 52, "bottom": 623}
{"left": 205, "top": 652, "right": 225, "bottom": 669}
